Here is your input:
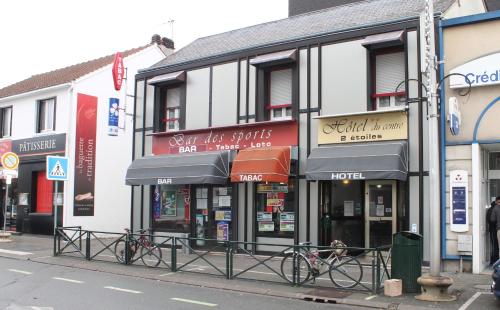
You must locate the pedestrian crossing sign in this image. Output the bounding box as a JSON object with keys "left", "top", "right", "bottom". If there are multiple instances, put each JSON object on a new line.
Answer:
{"left": 46, "top": 156, "right": 69, "bottom": 181}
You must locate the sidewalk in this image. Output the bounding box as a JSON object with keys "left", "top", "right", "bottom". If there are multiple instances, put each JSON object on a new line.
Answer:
{"left": 0, "top": 234, "right": 498, "bottom": 310}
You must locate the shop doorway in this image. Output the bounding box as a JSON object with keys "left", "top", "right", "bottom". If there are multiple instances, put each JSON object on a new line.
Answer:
{"left": 192, "top": 185, "right": 233, "bottom": 248}
{"left": 364, "top": 180, "right": 397, "bottom": 248}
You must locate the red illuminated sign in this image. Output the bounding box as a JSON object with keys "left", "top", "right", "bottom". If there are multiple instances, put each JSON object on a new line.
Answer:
{"left": 152, "top": 120, "right": 298, "bottom": 155}
{"left": 112, "top": 52, "right": 124, "bottom": 91}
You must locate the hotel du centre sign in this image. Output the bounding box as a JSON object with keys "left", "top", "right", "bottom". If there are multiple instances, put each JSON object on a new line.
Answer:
{"left": 317, "top": 110, "right": 408, "bottom": 144}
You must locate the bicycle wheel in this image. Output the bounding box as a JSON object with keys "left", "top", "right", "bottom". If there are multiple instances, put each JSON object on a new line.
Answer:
{"left": 328, "top": 255, "right": 363, "bottom": 288}
{"left": 280, "top": 252, "right": 311, "bottom": 284}
{"left": 140, "top": 244, "right": 162, "bottom": 267}
{"left": 114, "top": 238, "right": 128, "bottom": 263}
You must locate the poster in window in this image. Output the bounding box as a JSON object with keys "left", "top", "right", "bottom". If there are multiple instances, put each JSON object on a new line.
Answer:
{"left": 343, "top": 201, "right": 354, "bottom": 217}
{"left": 258, "top": 221, "right": 275, "bottom": 232}
{"left": 257, "top": 184, "right": 288, "bottom": 193}
{"left": 197, "top": 199, "right": 208, "bottom": 210}
{"left": 376, "top": 205, "right": 385, "bottom": 217}
{"left": 218, "top": 195, "right": 231, "bottom": 207}
{"left": 279, "top": 212, "right": 294, "bottom": 221}
{"left": 153, "top": 186, "right": 161, "bottom": 220}
{"left": 257, "top": 212, "right": 273, "bottom": 221}
{"left": 280, "top": 221, "right": 295, "bottom": 232}
{"left": 196, "top": 214, "right": 205, "bottom": 246}
{"left": 161, "top": 191, "right": 177, "bottom": 217}
{"left": 215, "top": 210, "right": 232, "bottom": 221}
{"left": 266, "top": 192, "right": 285, "bottom": 208}
{"left": 217, "top": 222, "right": 229, "bottom": 241}
{"left": 218, "top": 187, "right": 228, "bottom": 196}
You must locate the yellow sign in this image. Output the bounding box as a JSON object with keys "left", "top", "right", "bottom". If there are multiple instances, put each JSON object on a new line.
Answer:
{"left": 1, "top": 152, "right": 19, "bottom": 170}
{"left": 317, "top": 110, "right": 408, "bottom": 144}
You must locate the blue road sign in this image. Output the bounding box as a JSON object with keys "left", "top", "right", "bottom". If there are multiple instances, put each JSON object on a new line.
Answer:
{"left": 46, "top": 156, "right": 69, "bottom": 181}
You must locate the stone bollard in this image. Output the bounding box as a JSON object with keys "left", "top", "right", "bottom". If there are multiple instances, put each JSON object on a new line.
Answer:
{"left": 0, "top": 231, "right": 12, "bottom": 243}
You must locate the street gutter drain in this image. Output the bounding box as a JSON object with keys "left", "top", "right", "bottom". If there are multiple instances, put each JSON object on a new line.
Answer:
{"left": 303, "top": 295, "right": 338, "bottom": 304}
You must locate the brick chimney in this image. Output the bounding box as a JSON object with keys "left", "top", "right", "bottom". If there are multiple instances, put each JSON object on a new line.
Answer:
{"left": 161, "top": 37, "right": 175, "bottom": 49}
{"left": 151, "top": 34, "right": 162, "bottom": 45}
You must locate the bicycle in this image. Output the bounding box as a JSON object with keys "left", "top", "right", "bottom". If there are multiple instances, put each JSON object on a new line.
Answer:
{"left": 114, "top": 229, "right": 162, "bottom": 268}
{"left": 280, "top": 240, "right": 363, "bottom": 288}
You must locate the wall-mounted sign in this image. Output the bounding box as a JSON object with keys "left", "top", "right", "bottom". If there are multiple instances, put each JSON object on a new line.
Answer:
{"left": 108, "top": 98, "right": 119, "bottom": 136}
{"left": 12, "top": 134, "right": 66, "bottom": 157}
{"left": 450, "top": 170, "right": 468, "bottom": 232}
{"left": 450, "top": 52, "right": 500, "bottom": 88}
{"left": 112, "top": 52, "right": 124, "bottom": 91}
{"left": 74, "top": 93, "right": 97, "bottom": 216}
{"left": 152, "top": 120, "right": 298, "bottom": 154}
{"left": 317, "top": 110, "right": 407, "bottom": 145}
{"left": 448, "top": 97, "right": 461, "bottom": 136}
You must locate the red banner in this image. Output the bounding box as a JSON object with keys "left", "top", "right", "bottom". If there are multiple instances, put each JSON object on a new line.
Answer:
{"left": 152, "top": 120, "right": 298, "bottom": 155}
{"left": 74, "top": 93, "right": 97, "bottom": 216}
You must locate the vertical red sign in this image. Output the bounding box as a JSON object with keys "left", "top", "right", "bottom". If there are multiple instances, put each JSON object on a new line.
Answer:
{"left": 112, "top": 52, "right": 124, "bottom": 91}
{"left": 74, "top": 93, "right": 97, "bottom": 216}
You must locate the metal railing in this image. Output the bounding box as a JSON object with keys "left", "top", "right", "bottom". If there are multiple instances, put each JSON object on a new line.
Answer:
{"left": 54, "top": 227, "right": 391, "bottom": 293}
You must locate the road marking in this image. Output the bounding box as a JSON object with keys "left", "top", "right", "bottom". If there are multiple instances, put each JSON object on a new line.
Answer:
{"left": 31, "top": 307, "right": 54, "bottom": 310}
{"left": 159, "top": 272, "right": 175, "bottom": 277}
{"left": 104, "top": 286, "right": 142, "bottom": 294}
{"left": 0, "top": 249, "right": 33, "bottom": 256}
{"left": 52, "top": 277, "right": 84, "bottom": 284}
{"left": 458, "top": 292, "right": 491, "bottom": 310}
{"left": 171, "top": 298, "right": 217, "bottom": 307}
{"left": 365, "top": 295, "right": 377, "bottom": 300}
{"left": 8, "top": 269, "right": 32, "bottom": 275}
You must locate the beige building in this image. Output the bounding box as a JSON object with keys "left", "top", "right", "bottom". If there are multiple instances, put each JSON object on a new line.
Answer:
{"left": 441, "top": 11, "right": 500, "bottom": 273}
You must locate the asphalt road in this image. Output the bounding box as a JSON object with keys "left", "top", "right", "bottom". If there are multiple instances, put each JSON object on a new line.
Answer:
{"left": 0, "top": 257, "right": 360, "bottom": 310}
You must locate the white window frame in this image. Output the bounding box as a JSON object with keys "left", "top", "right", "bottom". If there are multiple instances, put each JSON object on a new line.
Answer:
{"left": 38, "top": 98, "right": 55, "bottom": 133}
{"left": 0, "top": 106, "right": 12, "bottom": 138}
{"left": 268, "top": 68, "right": 292, "bottom": 121}
{"left": 164, "top": 87, "right": 180, "bottom": 132}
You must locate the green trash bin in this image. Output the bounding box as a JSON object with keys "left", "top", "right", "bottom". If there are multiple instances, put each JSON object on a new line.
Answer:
{"left": 391, "top": 231, "right": 422, "bottom": 293}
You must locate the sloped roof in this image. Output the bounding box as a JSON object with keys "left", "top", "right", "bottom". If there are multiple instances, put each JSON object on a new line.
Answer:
{"left": 145, "top": 0, "right": 455, "bottom": 73}
{"left": 0, "top": 44, "right": 152, "bottom": 99}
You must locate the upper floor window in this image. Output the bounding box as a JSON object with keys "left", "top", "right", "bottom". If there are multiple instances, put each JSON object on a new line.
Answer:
{"left": 268, "top": 68, "right": 293, "bottom": 121}
{"left": 0, "top": 106, "right": 12, "bottom": 138}
{"left": 37, "top": 98, "right": 55, "bottom": 133}
{"left": 371, "top": 50, "right": 406, "bottom": 110}
{"left": 161, "top": 86, "right": 181, "bottom": 131}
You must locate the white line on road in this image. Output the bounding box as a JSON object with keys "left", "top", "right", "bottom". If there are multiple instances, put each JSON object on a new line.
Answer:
{"left": 0, "top": 248, "right": 33, "bottom": 256}
{"left": 365, "top": 295, "right": 377, "bottom": 300}
{"left": 458, "top": 292, "right": 491, "bottom": 310}
{"left": 104, "top": 286, "right": 142, "bottom": 294}
{"left": 171, "top": 298, "right": 217, "bottom": 307}
{"left": 8, "top": 269, "right": 33, "bottom": 275}
{"left": 52, "top": 277, "right": 84, "bottom": 284}
{"left": 159, "top": 272, "right": 175, "bottom": 277}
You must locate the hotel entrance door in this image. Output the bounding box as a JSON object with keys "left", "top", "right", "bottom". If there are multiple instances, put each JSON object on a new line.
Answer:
{"left": 365, "top": 181, "right": 397, "bottom": 248}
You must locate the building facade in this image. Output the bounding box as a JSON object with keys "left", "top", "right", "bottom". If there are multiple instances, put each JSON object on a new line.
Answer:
{"left": 130, "top": 0, "right": 485, "bottom": 259}
{"left": 440, "top": 11, "right": 500, "bottom": 273}
{"left": 0, "top": 38, "right": 172, "bottom": 234}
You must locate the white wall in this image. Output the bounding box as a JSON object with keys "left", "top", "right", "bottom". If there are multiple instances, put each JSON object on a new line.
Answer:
{"left": 63, "top": 45, "right": 167, "bottom": 232}
{"left": 0, "top": 87, "right": 70, "bottom": 140}
{"left": 321, "top": 40, "right": 368, "bottom": 115}
{"left": 212, "top": 62, "right": 238, "bottom": 127}
{"left": 185, "top": 68, "right": 210, "bottom": 129}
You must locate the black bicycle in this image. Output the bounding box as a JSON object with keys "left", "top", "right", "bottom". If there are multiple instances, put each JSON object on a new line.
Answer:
{"left": 114, "top": 229, "right": 162, "bottom": 267}
{"left": 280, "top": 240, "right": 363, "bottom": 288}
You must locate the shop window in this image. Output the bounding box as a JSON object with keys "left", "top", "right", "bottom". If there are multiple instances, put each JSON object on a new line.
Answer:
{"left": 0, "top": 106, "right": 12, "bottom": 138}
{"left": 152, "top": 185, "right": 191, "bottom": 232}
{"left": 255, "top": 180, "right": 295, "bottom": 237}
{"left": 37, "top": 98, "right": 56, "bottom": 133}
{"left": 161, "top": 86, "right": 181, "bottom": 131}
{"left": 267, "top": 68, "right": 292, "bottom": 121}
{"left": 371, "top": 50, "right": 406, "bottom": 110}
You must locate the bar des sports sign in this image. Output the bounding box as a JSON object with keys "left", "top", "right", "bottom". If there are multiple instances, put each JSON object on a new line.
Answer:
{"left": 152, "top": 120, "right": 298, "bottom": 154}
{"left": 112, "top": 52, "right": 124, "bottom": 91}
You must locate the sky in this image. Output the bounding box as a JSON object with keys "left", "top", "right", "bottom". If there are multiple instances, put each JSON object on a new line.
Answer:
{"left": 0, "top": 0, "right": 288, "bottom": 88}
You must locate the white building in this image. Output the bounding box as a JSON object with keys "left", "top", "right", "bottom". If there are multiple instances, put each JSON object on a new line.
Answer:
{"left": 0, "top": 35, "right": 172, "bottom": 234}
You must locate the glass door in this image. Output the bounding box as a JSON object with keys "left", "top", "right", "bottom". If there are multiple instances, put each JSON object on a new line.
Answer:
{"left": 365, "top": 181, "right": 396, "bottom": 248}
{"left": 194, "top": 186, "right": 210, "bottom": 247}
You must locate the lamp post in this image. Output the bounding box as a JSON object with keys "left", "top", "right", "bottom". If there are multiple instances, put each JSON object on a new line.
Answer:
{"left": 415, "top": 0, "right": 455, "bottom": 301}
